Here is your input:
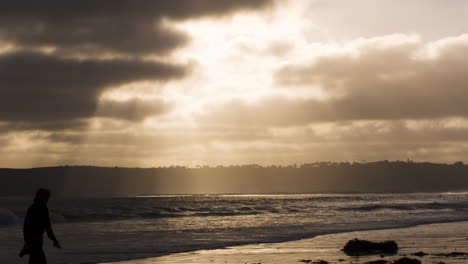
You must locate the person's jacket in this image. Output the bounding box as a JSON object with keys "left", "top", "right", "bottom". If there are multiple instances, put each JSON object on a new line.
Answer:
{"left": 19, "top": 200, "right": 57, "bottom": 256}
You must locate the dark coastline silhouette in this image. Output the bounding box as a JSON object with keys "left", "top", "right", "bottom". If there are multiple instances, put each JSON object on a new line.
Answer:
{"left": 1, "top": 161, "right": 468, "bottom": 197}
{"left": 20, "top": 188, "right": 61, "bottom": 264}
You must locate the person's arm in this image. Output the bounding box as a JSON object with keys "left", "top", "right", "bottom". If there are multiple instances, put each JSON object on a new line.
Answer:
{"left": 45, "top": 208, "right": 61, "bottom": 248}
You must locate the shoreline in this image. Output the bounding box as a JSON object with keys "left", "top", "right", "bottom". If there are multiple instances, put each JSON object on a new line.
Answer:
{"left": 3, "top": 216, "right": 468, "bottom": 263}
{"left": 101, "top": 220, "right": 468, "bottom": 264}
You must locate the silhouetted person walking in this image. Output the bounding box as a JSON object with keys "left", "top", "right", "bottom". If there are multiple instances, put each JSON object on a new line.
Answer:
{"left": 20, "top": 188, "right": 61, "bottom": 264}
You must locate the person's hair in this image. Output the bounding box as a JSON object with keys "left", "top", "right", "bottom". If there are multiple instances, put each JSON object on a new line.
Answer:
{"left": 34, "top": 188, "right": 51, "bottom": 203}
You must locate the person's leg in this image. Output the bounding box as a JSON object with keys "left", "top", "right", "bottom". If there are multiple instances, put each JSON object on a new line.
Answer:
{"left": 28, "top": 250, "right": 37, "bottom": 264}
{"left": 38, "top": 250, "right": 47, "bottom": 264}
{"left": 28, "top": 248, "right": 47, "bottom": 264}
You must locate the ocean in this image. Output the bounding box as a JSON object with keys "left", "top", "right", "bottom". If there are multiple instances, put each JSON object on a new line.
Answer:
{"left": 2, "top": 192, "right": 468, "bottom": 263}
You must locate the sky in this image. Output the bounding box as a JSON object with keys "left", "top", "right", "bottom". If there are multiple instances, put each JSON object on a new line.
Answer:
{"left": 1, "top": 0, "right": 468, "bottom": 168}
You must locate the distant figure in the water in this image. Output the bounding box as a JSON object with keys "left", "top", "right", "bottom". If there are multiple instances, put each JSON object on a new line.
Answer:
{"left": 19, "top": 188, "right": 61, "bottom": 264}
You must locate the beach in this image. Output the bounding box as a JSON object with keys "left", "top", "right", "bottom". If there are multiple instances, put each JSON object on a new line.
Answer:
{"left": 103, "top": 221, "right": 468, "bottom": 264}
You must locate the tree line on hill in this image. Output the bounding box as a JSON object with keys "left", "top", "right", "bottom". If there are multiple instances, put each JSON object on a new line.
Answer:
{"left": 0, "top": 161, "right": 467, "bottom": 197}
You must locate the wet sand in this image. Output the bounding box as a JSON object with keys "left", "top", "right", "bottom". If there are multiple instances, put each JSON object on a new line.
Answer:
{"left": 102, "top": 221, "right": 468, "bottom": 264}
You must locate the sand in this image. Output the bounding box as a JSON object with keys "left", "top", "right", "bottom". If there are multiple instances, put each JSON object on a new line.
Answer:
{"left": 101, "top": 221, "right": 468, "bottom": 264}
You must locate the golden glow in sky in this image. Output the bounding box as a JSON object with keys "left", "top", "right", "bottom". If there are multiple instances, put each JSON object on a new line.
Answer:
{"left": 2, "top": 0, "right": 468, "bottom": 167}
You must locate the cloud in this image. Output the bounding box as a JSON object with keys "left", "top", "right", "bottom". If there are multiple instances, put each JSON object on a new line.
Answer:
{"left": 0, "top": 52, "right": 186, "bottom": 123}
{"left": 96, "top": 98, "right": 172, "bottom": 121}
{"left": 201, "top": 34, "right": 468, "bottom": 126}
{"left": 0, "top": 0, "right": 274, "bottom": 132}
{"left": 4, "top": 1, "right": 468, "bottom": 167}
{"left": 23, "top": 118, "right": 468, "bottom": 166}
{"left": 0, "top": 0, "right": 273, "bottom": 56}
{"left": 0, "top": 120, "right": 89, "bottom": 133}
{"left": 305, "top": 0, "right": 468, "bottom": 41}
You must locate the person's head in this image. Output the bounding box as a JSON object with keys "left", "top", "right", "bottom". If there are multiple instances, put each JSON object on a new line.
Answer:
{"left": 34, "top": 188, "right": 51, "bottom": 203}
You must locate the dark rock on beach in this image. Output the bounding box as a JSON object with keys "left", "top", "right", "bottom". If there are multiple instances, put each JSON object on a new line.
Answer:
{"left": 342, "top": 239, "right": 398, "bottom": 256}
{"left": 312, "top": 261, "right": 328, "bottom": 264}
{"left": 299, "top": 260, "right": 328, "bottom": 264}
{"left": 392, "top": 257, "right": 421, "bottom": 264}
{"left": 435, "top": 251, "right": 468, "bottom": 257}
{"left": 411, "top": 251, "right": 428, "bottom": 257}
{"left": 364, "top": 260, "right": 390, "bottom": 264}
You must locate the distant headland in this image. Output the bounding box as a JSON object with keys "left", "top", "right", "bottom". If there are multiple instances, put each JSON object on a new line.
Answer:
{"left": 1, "top": 161, "right": 467, "bottom": 197}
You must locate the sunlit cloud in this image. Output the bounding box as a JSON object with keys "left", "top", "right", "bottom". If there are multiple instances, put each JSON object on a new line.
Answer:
{"left": 2, "top": 0, "right": 468, "bottom": 167}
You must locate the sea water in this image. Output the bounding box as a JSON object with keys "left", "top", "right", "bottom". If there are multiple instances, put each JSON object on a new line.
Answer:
{"left": 2, "top": 193, "right": 468, "bottom": 263}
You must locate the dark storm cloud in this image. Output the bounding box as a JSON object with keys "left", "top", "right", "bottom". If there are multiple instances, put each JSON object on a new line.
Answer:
{"left": 0, "top": 0, "right": 273, "bottom": 55}
{"left": 0, "top": 52, "right": 186, "bottom": 123}
{"left": 0, "top": 0, "right": 273, "bottom": 131}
